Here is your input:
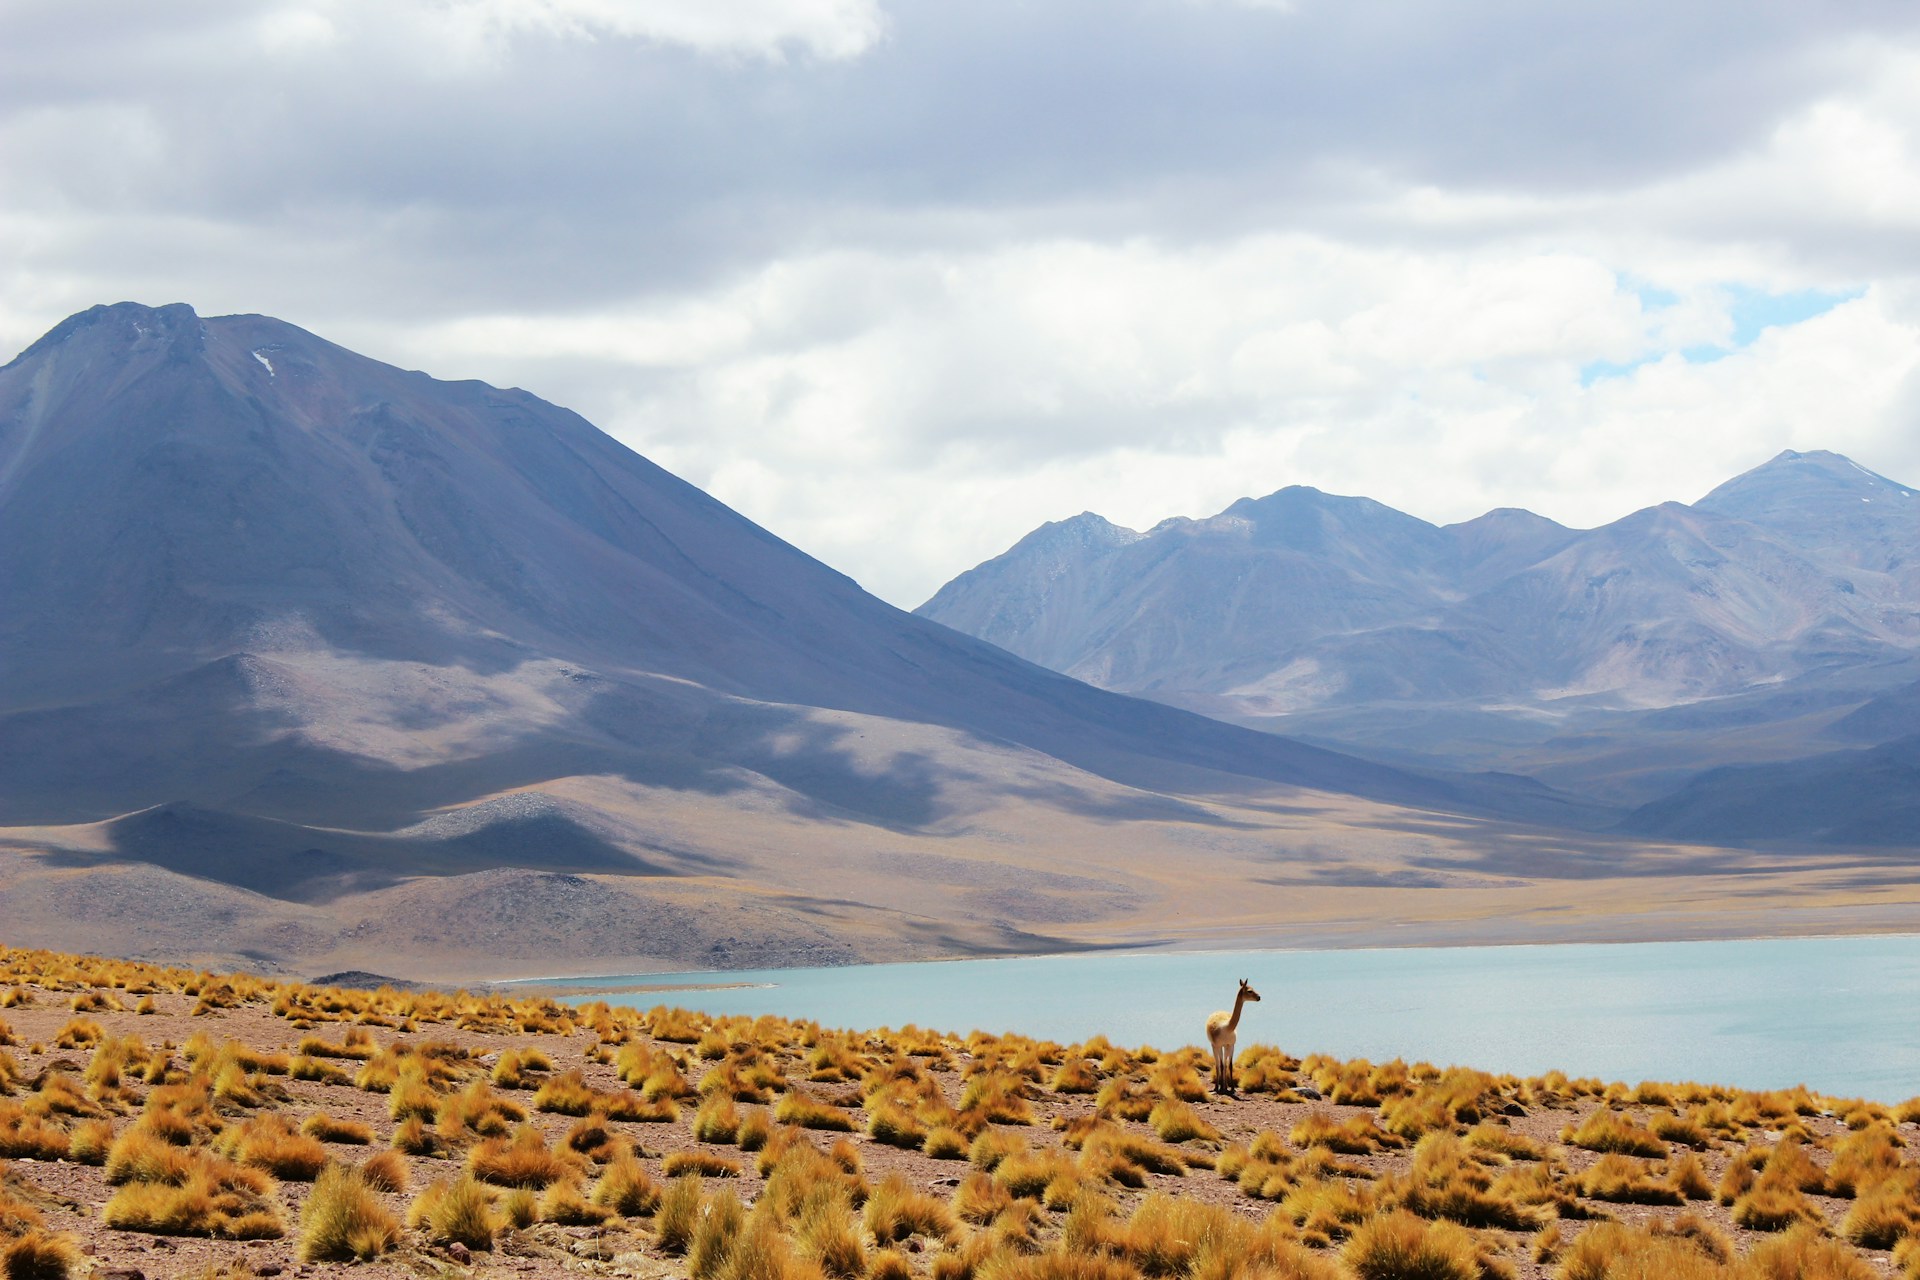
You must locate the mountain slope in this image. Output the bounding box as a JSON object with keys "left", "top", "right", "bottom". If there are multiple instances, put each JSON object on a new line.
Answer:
{"left": 0, "top": 303, "right": 1501, "bottom": 811}
{"left": 0, "top": 302, "right": 1653, "bottom": 976}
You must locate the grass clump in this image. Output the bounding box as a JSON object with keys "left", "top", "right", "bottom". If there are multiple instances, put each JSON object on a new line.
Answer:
{"left": 218, "top": 1113, "right": 330, "bottom": 1181}
{"left": 655, "top": 1174, "right": 705, "bottom": 1255}
{"left": 1342, "top": 1209, "right": 1481, "bottom": 1280}
{"left": 359, "top": 1149, "right": 409, "bottom": 1195}
{"left": 693, "top": 1093, "right": 741, "bottom": 1144}
{"left": 1293, "top": 1111, "right": 1399, "bottom": 1155}
{"left": 301, "top": 1113, "right": 373, "bottom": 1145}
{"left": 409, "top": 1175, "right": 496, "bottom": 1251}
{"left": 1562, "top": 1109, "right": 1668, "bottom": 1158}
{"left": 775, "top": 1089, "right": 857, "bottom": 1132}
{"left": 1575, "top": 1154, "right": 1685, "bottom": 1206}
{"left": 664, "top": 1151, "right": 744, "bottom": 1178}
{"left": 865, "top": 1172, "right": 957, "bottom": 1244}
{"left": 591, "top": 1154, "right": 661, "bottom": 1217}
{"left": 296, "top": 1163, "right": 400, "bottom": 1262}
{"left": 1147, "top": 1098, "right": 1220, "bottom": 1144}
{"left": 1, "top": 1231, "right": 83, "bottom": 1280}
{"left": 468, "top": 1125, "right": 580, "bottom": 1189}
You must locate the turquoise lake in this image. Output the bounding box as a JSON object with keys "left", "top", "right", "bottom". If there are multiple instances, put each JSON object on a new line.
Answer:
{"left": 543, "top": 933, "right": 1920, "bottom": 1102}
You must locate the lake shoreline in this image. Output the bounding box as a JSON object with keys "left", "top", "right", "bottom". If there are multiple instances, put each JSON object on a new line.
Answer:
{"left": 488, "top": 908, "right": 1920, "bottom": 991}
{"left": 502, "top": 932, "right": 1920, "bottom": 1101}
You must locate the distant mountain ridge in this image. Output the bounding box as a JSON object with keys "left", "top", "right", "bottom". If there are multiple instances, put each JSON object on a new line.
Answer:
{"left": 917, "top": 450, "right": 1920, "bottom": 840}
{"left": 920, "top": 450, "right": 1920, "bottom": 712}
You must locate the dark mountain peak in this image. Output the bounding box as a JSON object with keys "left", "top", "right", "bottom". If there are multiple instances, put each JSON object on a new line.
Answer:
{"left": 1011, "top": 511, "right": 1142, "bottom": 555}
{"left": 1214, "top": 484, "right": 1447, "bottom": 564}
{"left": 1697, "top": 449, "right": 1914, "bottom": 512}
{"left": 1445, "top": 507, "right": 1579, "bottom": 590}
{"left": 7, "top": 301, "right": 205, "bottom": 372}
{"left": 1446, "top": 507, "right": 1569, "bottom": 536}
{"left": 1693, "top": 449, "right": 1916, "bottom": 570}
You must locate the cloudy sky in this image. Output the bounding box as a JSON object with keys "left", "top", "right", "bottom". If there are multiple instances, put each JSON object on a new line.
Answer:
{"left": 6, "top": 1, "right": 1920, "bottom": 606}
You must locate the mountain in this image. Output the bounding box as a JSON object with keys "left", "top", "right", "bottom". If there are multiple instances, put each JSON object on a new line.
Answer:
{"left": 0, "top": 302, "right": 1633, "bottom": 979}
{"left": 918, "top": 450, "right": 1920, "bottom": 828}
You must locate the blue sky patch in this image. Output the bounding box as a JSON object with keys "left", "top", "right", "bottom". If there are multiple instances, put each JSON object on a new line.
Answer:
{"left": 1582, "top": 284, "right": 1862, "bottom": 386}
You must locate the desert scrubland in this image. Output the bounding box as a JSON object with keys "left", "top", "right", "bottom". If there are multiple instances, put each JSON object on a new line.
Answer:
{"left": 0, "top": 946, "right": 1914, "bottom": 1280}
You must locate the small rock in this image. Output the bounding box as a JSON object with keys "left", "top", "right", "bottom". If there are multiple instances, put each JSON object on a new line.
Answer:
{"left": 256, "top": 1266, "right": 284, "bottom": 1277}
{"left": 449, "top": 1242, "right": 472, "bottom": 1264}
{"left": 905, "top": 1239, "right": 924, "bottom": 1254}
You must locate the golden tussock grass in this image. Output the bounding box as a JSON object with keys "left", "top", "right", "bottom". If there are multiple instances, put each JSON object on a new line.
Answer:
{"left": 218, "top": 1113, "right": 330, "bottom": 1181}
{"left": 865, "top": 1171, "right": 958, "bottom": 1244}
{"left": 51, "top": 1019, "right": 102, "bottom": 1050}
{"left": 391, "top": 1115, "right": 440, "bottom": 1156}
{"left": 590, "top": 1154, "right": 660, "bottom": 1217}
{"left": 1464, "top": 1122, "right": 1544, "bottom": 1161}
{"left": 1574, "top": 1154, "right": 1685, "bottom": 1206}
{"left": 1556, "top": 1221, "right": 1726, "bottom": 1280}
{"left": 1341, "top": 1209, "right": 1482, "bottom": 1280}
{"left": 539, "top": 1181, "right": 614, "bottom": 1226}
{"left": 410, "top": 1175, "right": 497, "bottom": 1250}
{"left": 1146, "top": 1098, "right": 1219, "bottom": 1144}
{"left": 1391, "top": 1132, "right": 1549, "bottom": 1231}
{"left": 562, "top": 1112, "right": 623, "bottom": 1162}
{"left": 358, "top": 1149, "right": 409, "bottom": 1195}
{"left": 64, "top": 1119, "right": 112, "bottom": 1166}
{"left": 497, "top": 1187, "right": 538, "bottom": 1230}
{"left": 102, "top": 1169, "right": 285, "bottom": 1240}
{"left": 775, "top": 1089, "right": 857, "bottom": 1132}
{"left": 992, "top": 1148, "right": 1076, "bottom": 1201}
{"left": 288, "top": 1055, "right": 351, "bottom": 1085}
{"left": 868, "top": 1100, "right": 928, "bottom": 1149}
{"left": 1652, "top": 1110, "right": 1720, "bottom": 1149}
{"left": 1841, "top": 1169, "right": 1920, "bottom": 1248}
{"left": 300, "top": 1112, "right": 372, "bottom": 1145}
{"left": 296, "top": 1163, "right": 400, "bottom": 1262}
{"left": 1827, "top": 1123, "right": 1905, "bottom": 1197}
{"left": 532, "top": 1069, "right": 598, "bottom": 1116}
{"left": 665, "top": 1150, "right": 744, "bottom": 1178}
{"left": 737, "top": 1105, "right": 773, "bottom": 1152}
{"left": 925, "top": 1124, "right": 969, "bottom": 1160}
{"left": 794, "top": 1183, "right": 867, "bottom": 1279}
{"left": 1291, "top": 1110, "right": 1399, "bottom": 1154}
{"left": 687, "top": 1190, "right": 751, "bottom": 1280}
{"left": 0, "top": 1230, "right": 82, "bottom": 1280}
{"left": 1731, "top": 1178, "right": 1823, "bottom": 1233}
{"left": 1562, "top": 1109, "right": 1669, "bottom": 1158}
{"left": 829, "top": 1136, "right": 863, "bottom": 1177}
{"left": 1049, "top": 1058, "right": 1101, "bottom": 1094}
{"left": 467, "top": 1124, "right": 581, "bottom": 1189}
{"left": 654, "top": 1173, "right": 706, "bottom": 1255}
{"left": 1745, "top": 1223, "right": 1879, "bottom": 1280}
{"left": 1093, "top": 1080, "right": 1155, "bottom": 1123}
{"left": 695, "top": 1093, "right": 743, "bottom": 1144}
{"left": 492, "top": 1046, "right": 552, "bottom": 1088}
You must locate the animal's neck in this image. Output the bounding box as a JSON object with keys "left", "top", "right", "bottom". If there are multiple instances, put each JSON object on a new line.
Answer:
{"left": 1226, "top": 990, "right": 1247, "bottom": 1033}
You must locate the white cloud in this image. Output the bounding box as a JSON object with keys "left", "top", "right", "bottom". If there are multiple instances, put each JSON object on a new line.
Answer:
{"left": 366, "top": 237, "right": 1920, "bottom": 607}
{"left": 5, "top": 2, "right": 1920, "bottom": 609}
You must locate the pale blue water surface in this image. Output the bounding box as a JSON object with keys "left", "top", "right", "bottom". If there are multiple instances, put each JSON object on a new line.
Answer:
{"left": 543, "top": 934, "right": 1920, "bottom": 1101}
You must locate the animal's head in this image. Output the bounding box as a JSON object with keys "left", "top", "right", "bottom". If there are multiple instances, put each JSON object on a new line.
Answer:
{"left": 1239, "top": 978, "right": 1262, "bottom": 1002}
